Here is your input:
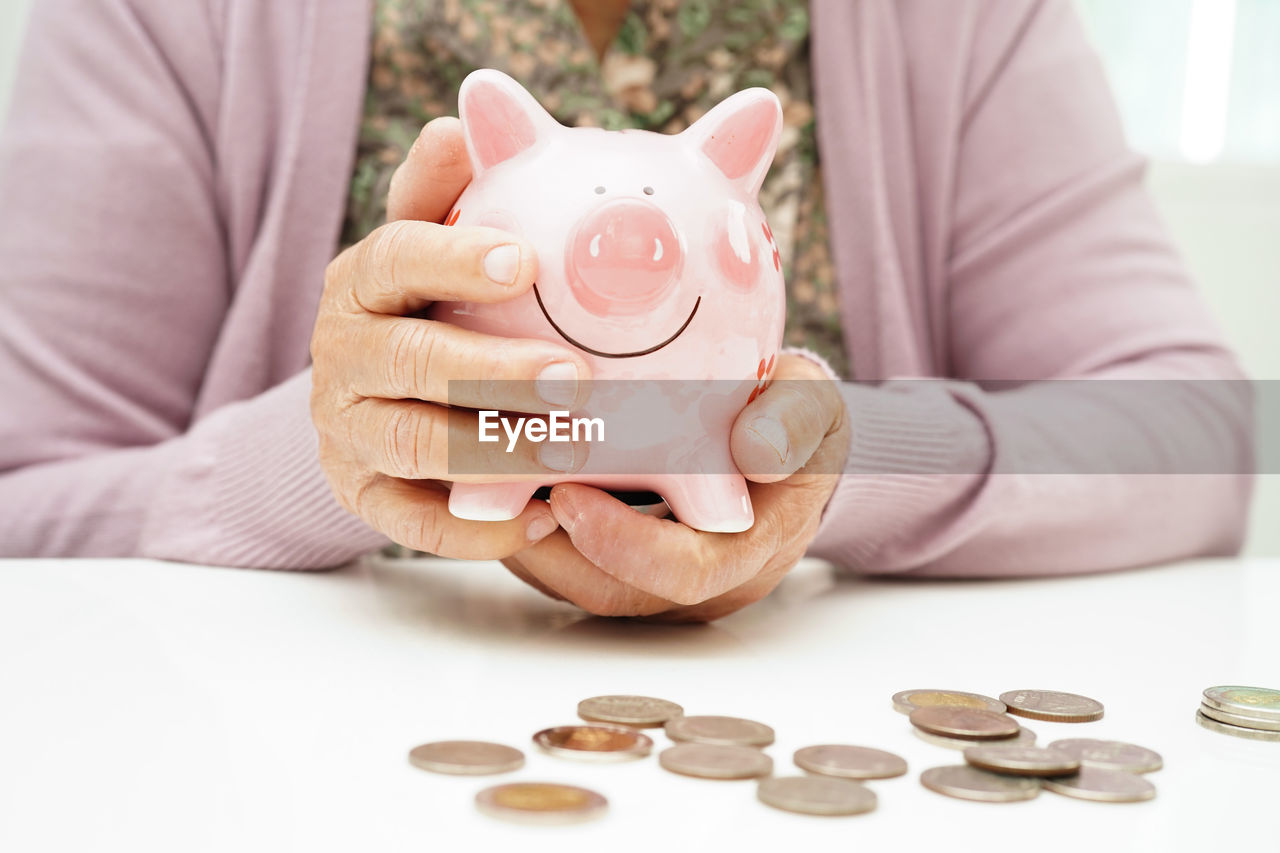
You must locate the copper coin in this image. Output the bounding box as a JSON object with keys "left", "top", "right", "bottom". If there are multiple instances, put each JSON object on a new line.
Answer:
{"left": 999, "top": 690, "right": 1104, "bottom": 723}
{"left": 659, "top": 743, "right": 774, "bottom": 779}
{"left": 963, "top": 745, "right": 1080, "bottom": 777}
{"left": 1049, "top": 739, "right": 1164, "bottom": 773}
{"left": 577, "top": 695, "right": 684, "bottom": 727}
{"left": 920, "top": 765, "right": 1040, "bottom": 803}
{"left": 757, "top": 776, "right": 878, "bottom": 816}
{"left": 407, "top": 740, "right": 525, "bottom": 776}
{"left": 664, "top": 715, "right": 775, "bottom": 747}
{"left": 533, "top": 724, "right": 652, "bottom": 761}
{"left": 1042, "top": 767, "right": 1156, "bottom": 803}
{"left": 475, "top": 782, "right": 607, "bottom": 824}
{"left": 794, "top": 745, "right": 908, "bottom": 780}
{"left": 892, "top": 689, "right": 1006, "bottom": 715}
{"left": 909, "top": 706, "right": 1021, "bottom": 740}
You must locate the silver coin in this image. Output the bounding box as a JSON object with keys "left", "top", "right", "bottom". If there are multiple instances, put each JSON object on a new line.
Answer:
{"left": 1041, "top": 767, "right": 1156, "bottom": 803}
{"left": 999, "top": 690, "right": 1104, "bottom": 722}
{"left": 1049, "top": 739, "right": 1164, "bottom": 773}
{"left": 757, "top": 776, "right": 878, "bottom": 816}
{"left": 659, "top": 743, "right": 774, "bottom": 779}
{"left": 475, "top": 782, "right": 607, "bottom": 825}
{"left": 664, "top": 715, "right": 775, "bottom": 747}
{"left": 1199, "top": 703, "right": 1280, "bottom": 732}
{"left": 1196, "top": 710, "right": 1280, "bottom": 743}
{"left": 909, "top": 706, "right": 1022, "bottom": 739}
{"left": 407, "top": 740, "right": 525, "bottom": 776}
{"left": 963, "top": 745, "right": 1080, "bottom": 777}
{"left": 577, "top": 695, "right": 684, "bottom": 727}
{"left": 913, "top": 725, "right": 1037, "bottom": 751}
{"left": 920, "top": 765, "right": 1040, "bottom": 803}
{"left": 533, "top": 724, "right": 653, "bottom": 761}
{"left": 1201, "top": 686, "right": 1280, "bottom": 724}
{"left": 892, "top": 689, "right": 1006, "bottom": 715}
{"left": 794, "top": 745, "right": 908, "bottom": 780}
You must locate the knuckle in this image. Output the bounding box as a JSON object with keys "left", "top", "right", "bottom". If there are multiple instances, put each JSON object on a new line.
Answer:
{"left": 382, "top": 405, "right": 427, "bottom": 478}
{"left": 364, "top": 220, "right": 418, "bottom": 306}
{"left": 384, "top": 320, "right": 437, "bottom": 398}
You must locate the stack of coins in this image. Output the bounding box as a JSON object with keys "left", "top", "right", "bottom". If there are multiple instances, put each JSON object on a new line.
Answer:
{"left": 1197, "top": 685, "right": 1280, "bottom": 742}
{"left": 905, "top": 688, "right": 1160, "bottom": 804}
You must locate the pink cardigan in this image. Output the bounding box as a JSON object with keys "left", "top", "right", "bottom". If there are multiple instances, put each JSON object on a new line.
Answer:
{"left": 0, "top": 0, "right": 1252, "bottom": 574}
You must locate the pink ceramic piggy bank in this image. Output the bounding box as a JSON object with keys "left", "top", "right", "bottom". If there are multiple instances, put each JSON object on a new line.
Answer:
{"left": 431, "top": 69, "right": 784, "bottom": 533}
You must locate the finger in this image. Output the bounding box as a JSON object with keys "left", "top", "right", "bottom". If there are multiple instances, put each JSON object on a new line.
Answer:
{"left": 501, "top": 554, "right": 567, "bottom": 603}
{"left": 507, "top": 530, "right": 675, "bottom": 617}
{"left": 342, "top": 315, "right": 590, "bottom": 412}
{"left": 354, "top": 476, "right": 559, "bottom": 560}
{"left": 641, "top": 558, "right": 794, "bottom": 623}
{"left": 731, "top": 354, "right": 846, "bottom": 483}
{"left": 326, "top": 220, "right": 538, "bottom": 317}
{"left": 345, "top": 398, "right": 590, "bottom": 483}
{"left": 548, "top": 484, "right": 771, "bottom": 605}
{"left": 387, "top": 116, "right": 472, "bottom": 223}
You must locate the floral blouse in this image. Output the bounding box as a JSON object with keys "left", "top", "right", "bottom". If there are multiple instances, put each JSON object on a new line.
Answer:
{"left": 341, "top": 0, "right": 848, "bottom": 375}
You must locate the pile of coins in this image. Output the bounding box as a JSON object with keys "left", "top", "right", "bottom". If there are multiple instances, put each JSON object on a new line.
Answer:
{"left": 899, "top": 688, "right": 1160, "bottom": 804}
{"left": 1196, "top": 685, "right": 1280, "bottom": 742}
{"left": 407, "top": 684, "right": 1275, "bottom": 824}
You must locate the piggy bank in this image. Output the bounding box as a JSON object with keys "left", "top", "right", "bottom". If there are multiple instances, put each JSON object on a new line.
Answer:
{"left": 431, "top": 69, "right": 785, "bottom": 533}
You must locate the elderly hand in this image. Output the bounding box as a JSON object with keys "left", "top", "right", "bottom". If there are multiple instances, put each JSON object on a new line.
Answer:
{"left": 503, "top": 353, "right": 850, "bottom": 621}
{"left": 310, "top": 117, "right": 592, "bottom": 559}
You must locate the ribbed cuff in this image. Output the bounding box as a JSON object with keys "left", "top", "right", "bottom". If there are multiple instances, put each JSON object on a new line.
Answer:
{"left": 139, "top": 369, "right": 389, "bottom": 568}
{"left": 808, "top": 380, "right": 993, "bottom": 573}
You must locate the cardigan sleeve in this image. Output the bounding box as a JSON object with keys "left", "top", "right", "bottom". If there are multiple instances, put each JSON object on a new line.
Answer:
{"left": 0, "top": 0, "right": 387, "bottom": 565}
{"left": 808, "top": 0, "right": 1254, "bottom": 575}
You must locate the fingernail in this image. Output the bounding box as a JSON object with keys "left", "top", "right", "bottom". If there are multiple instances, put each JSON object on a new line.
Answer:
{"left": 536, "top": 361, "right": 579, "bottom": 407}
{"left": 538, "top": 440, "right": 576, "bottom": 473}
{"left": 526, "top": 513, "right": 558, "bottom": 542}
{"left": 748, "top": 416, "right": 790, "bottom": 465}
{"left": 483, "top": 243, "right": 521, "bottom": 285}
{"left": 551, "top": 486, "right": 579, "bottom": 532}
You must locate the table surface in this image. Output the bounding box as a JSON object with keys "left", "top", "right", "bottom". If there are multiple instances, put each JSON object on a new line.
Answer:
{"left": 1, "top": 554, "right": 1277, "bottom": 852}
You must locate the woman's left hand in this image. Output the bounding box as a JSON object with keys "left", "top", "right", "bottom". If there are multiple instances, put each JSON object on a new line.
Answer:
{"left": 501, "top": 354, "right": 851, "bottom": 621}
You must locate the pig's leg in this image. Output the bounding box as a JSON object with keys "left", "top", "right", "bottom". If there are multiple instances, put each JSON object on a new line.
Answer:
{"left": 659, "top": 474, "right": 754, "bottom": 534}
{"left": 448, "top": 482, "right": 541, "bottom": 522}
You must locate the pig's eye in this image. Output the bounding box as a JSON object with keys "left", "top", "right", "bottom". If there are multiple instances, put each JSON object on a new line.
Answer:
{"left": 594, "top": 185, "right": 606, "bottom": 195}
{"left": 643, "top": 186, "right": 655, "bottom": 195}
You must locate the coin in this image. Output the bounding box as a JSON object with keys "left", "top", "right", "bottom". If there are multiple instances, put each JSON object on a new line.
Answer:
{"left": 793, "top": 745, "right": 908, "bottom": 780}
{"left": 664, "top": 715, "right": 775, "bottom": 747}
{"left": 892, "top": 689, "right": 1006, "bottom": 715}
{"left": 533, "top": 724, "right": 653, "bottom": 761}
{"left": 577, "top": 695, "right": 684, "bottom": 727}
{"left": 920, "top": 765, "right": 1040, "bottom": 803}
{"left": 1198, "top": 703, "right": 1280, "bottom": 732}
{"left": 1201, "top": 686, "right": 1280, "bottom": 724}
{"left": 909, "top": 707, "right": 1022, "bottom": 740}
{"left": 962, "top": 745, "right": 1080, "bottom": 777}
{"left": 1041, "top": 767, "right": 1156, "bottom": 803}
{"left": 914, "top": 725, "right": 1037, "bottom": 751}
{"left": 659, "top": 743, "right": 774, "bottom": 779}
{"left": 999, "top": 690, "right": 1104, "bottom": 723}
{"left": 1049, "top": 739, "right": 1163, "bottom": 773}
{"left": 757, "top": 776, "right": 878, "bottom": 816}
{"left": 1196, "top": 710, "right": 1280, "bottom": 742}
{"left": 475, "top": 782, "right": 607, "bottom": 824}
{"left": 407, "top": 740, "right": 525, "bottom": 776}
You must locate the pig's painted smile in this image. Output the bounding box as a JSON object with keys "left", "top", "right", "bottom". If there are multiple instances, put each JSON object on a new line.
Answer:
{"left": 532, "top": 283, "right": 701, "bottom": 359}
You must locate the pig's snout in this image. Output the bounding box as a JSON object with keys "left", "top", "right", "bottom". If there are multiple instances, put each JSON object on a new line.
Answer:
{"left": 567, "top": 200, "right": 682, "bottom": 316}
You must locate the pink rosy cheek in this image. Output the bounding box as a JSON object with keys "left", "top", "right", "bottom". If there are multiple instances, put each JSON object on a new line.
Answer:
{"left": 715, "top": 203, "right": 762, "bottom": 291}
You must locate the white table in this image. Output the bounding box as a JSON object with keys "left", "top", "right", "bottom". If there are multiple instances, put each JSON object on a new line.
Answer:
{"left": 1, "top": 554, "right": 1276, "bottom": 852}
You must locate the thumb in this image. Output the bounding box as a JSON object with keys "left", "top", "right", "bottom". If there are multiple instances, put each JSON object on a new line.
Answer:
{"left": 387, "top": 116, "right": 473, "bottom": 223}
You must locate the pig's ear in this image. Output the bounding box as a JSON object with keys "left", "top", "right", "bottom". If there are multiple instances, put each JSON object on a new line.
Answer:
{"left": 458, "top": 69, "right": 557, "bottom": 175}
{"left": 683, "top": 88, "right": 783, "bottom": 196}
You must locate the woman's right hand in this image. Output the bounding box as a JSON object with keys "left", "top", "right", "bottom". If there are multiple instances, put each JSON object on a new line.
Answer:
{"left": 310, "top": 117, "right": 591, "bottom": 559}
